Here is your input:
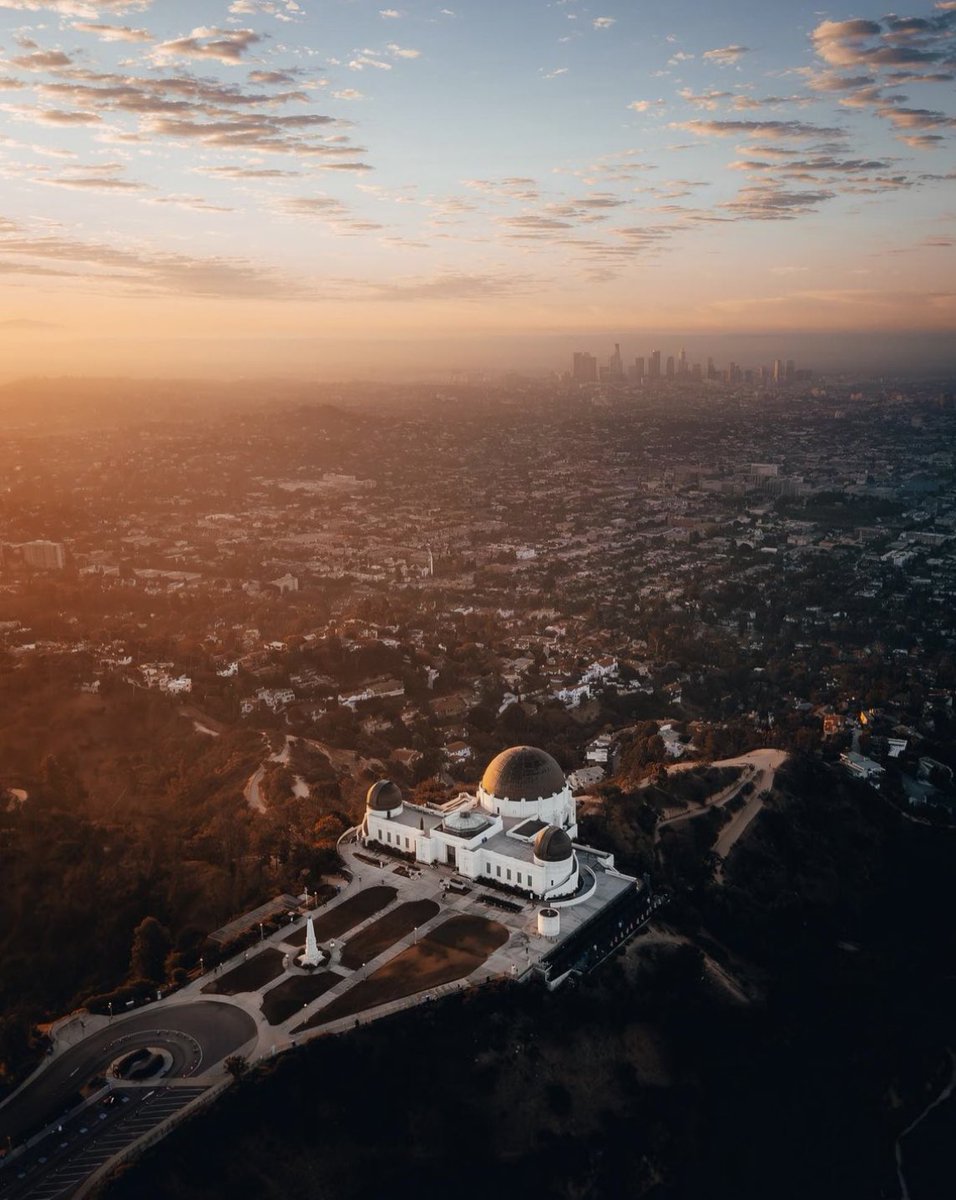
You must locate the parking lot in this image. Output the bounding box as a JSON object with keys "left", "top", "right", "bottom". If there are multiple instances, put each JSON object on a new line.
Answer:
{"left": 0, "top": 1085, "right": 210, "bottom": 1200}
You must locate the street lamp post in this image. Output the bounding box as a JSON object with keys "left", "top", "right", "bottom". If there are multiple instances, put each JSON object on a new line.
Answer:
{"left": 259, "top": 922, "right": 264, "bottom": 942}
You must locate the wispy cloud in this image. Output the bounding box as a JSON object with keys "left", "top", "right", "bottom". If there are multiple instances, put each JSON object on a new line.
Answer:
{"left": 152, "top": 27, "right": 263, "bottom": 66}
{"left": 675, "top": 119, "right": 845, "bottom": 141}
{"left": 0, "top": 1, "right": 150, "bottom": 12}
{"left": 702, "top": 44, "right": 750, "bottom": 66}
{"left": 71, "top": 22, "right": 152, "bottom": 42}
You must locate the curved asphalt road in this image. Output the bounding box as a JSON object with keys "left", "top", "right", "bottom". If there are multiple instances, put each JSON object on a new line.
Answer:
{"left": 0, "top": 1001, "right": 255, "bottom": 1145}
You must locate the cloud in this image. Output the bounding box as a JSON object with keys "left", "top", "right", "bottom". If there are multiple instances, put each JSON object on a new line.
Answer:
{"left": 379, "top": 8, "right": 403, "bottom": 17}
{"left": 43, "top": 162, "right": 147, "bottom": 189}
{"left": 71, "top": 22, "right": 151, "bottom": 42}
{"left": 627, "top": 99, "right": 664, "bottom": 113}
{"left": 678, "top": 87, "right": 732, "bottom": 110}
{"left": 277, "top": 194, "right": 383, "bottom": 231}
{"left": 152, "top": 27, "right": 263, "bottom": 66}
{"left": 140, "top": 112, "right": 353, "bottom": 159}
{"left": 499, "top": 213, "right": 575, "bottom": 236}
{"left": 593, "top": 17, "right": 615, "bottom": 29}
{"left": 248, "top": 69, "right": 298, "bottom": 84}
{"left": 3, "top": 104, "right": 102, "bottom": 126}
{"left": 876, "top": 104, "right": 956, "bottom": 131}
{"left": 0, "top": 217, "right": 308, "bottom": 300}
{"left": 348, "top": 55, "right": 391, "bottom": 71}
{"left": 462, "top": 176, "right": 539, "bottom": 202}
{"left": 228, "top": 0, "right": 302, "bottom": 20}
{"left": 807, "top": 15, "right": 956, "bottom": 147}
{"left": 702, "top": 44, "right": 750, "bottom": 66}
{"left": 899, "top": 132, "right": 947, "bottom": 147}
{"left": 811, "top": 19, "right": 884, "bottom": 67}
{"left": 147, "top": 194, "right": 233, "bottom": 212}
{"left": 21, "top": 64, "right": 365, "bottom": 162}
{"left": 200, "top": 165, "right": 301, "bottom": 179}
{"left": 730, "top": 155, "right": 892, "bottom": 174}
{"left": 884, "top": 70, "right": 954, "bottom": 83}
{"left": 366, "top": 272, "right": 538, "bottom": 300}
{"left": 11, "top": 50, "right": 74, "bottom": 70}
{"left": 386, "top": 43, "right": 420, "bottom": 59}
{"left": 676, "top": 119, "right": 845, "bottom": 140}
{"left": 719, "top": 183, "right": 835, "bottom": 220}
{"left": 805, "top": 71, "right": 877, "bottom": 93}
{"left": 0, "top": 1, "right": 150, "bottom": 12}
{"left": 810, "top": 13, "right": 954, "bottom": 69}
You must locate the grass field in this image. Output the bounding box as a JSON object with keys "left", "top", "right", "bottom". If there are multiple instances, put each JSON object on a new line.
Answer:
{"left": 201, "top": 947, "right": 286, "bottom": 996}
{"left": 295, "top": 914, "right": 509, "bottom": 1031}
{"left": 340, "top": 899, "right": 440, "bottom": 970}
{"left": 284, "top": 886, "right": 397, "bottom": 948}
{"left": 260, "top": 971, "right": 344, "bottom": 1025}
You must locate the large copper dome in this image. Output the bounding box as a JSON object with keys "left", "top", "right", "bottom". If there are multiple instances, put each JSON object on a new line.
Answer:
{"left": 480, "top": 746, "right": 566, "bottom": 802}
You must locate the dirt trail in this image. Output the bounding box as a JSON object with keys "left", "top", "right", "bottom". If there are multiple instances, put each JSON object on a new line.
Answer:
{"left": 649, "top": 748, "right": 788, "bottom": 882}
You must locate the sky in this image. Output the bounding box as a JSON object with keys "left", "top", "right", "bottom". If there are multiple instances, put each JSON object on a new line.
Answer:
{"left": 0, "top": 0, "right": 953, "bottom": 378}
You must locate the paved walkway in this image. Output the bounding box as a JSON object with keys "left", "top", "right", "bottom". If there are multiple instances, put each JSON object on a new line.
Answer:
{"left": 651, "top": 748, "right": 788, "bottom": 881}
{"left": 2, "top": 830, "right": 641, "bottom": 1192}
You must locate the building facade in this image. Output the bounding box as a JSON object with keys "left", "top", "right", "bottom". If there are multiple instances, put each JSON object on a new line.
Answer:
{"left": 361, "top": 746, "right": 621, "bottom": 903}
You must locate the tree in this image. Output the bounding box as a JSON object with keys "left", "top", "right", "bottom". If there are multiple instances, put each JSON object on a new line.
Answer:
{"left": 224, "top": 1054, "right": 248, "bottom": 1082}
{"left": 128, "top": 917, "right": 172, "bottom": 984}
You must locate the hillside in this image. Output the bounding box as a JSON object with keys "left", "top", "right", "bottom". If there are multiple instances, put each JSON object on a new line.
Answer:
{"left": 98, "top": 757, "right": 956, "bottom": 1200}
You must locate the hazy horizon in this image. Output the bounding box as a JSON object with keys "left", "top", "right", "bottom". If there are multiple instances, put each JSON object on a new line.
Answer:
{"left": 0, "top": 328, "right": 953, "bottom": 385}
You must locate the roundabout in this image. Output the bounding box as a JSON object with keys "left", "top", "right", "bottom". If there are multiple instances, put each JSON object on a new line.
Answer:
{"left": 0, "top": 1001, "right": 257, "bottom": 1146}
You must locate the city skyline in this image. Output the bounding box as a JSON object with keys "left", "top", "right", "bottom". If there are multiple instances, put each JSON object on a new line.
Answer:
{"left": 570, "top": 341, "right": 805, "bottom": 385}
{"left": 0, "top": 0, "right": 954, "bottom": 378}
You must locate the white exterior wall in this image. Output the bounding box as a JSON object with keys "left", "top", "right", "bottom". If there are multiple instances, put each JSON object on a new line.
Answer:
{"left": 477, "top": 785, "right": 576, "bottom": 830}
{"left": 365, "top": 809, "right": 411, "bottom": 850}
{"left": 364, "top": 809, "right": 578, "bottom": 898}
{"left": 533, "top": 852, "right": 578, "bottom": 895}
{"left": 473, "top": 847, "right": 549, "bottom": 893}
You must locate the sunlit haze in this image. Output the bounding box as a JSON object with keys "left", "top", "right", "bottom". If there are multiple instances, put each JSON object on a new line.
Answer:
{"left": 0, "top": 0, "right": 954, "bottom": 378}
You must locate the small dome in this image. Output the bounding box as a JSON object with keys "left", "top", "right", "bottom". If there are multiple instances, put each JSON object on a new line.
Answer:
{"left": 445, "top": 808, "right": 487, "bottom": 833}
{"left": 533, "top": 825, "right": 573, "bottom": 862}
{"left": 366, "top": 780, "right": 403, "bottom": 812}
{"left": 480, "top": 746, "right": 566, "bottom": 802}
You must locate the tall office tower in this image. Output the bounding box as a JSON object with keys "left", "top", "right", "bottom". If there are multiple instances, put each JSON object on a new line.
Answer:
{"left": 760, "top": 365, "right": 770, "bottom": 385}
{"left": 665, "top": 355, "right": 675, "bottom": 378}
{"left": 649, "top": 350, "right": 661, "bottom": 380}
{"left": 678, "top": 347, "right": 687, "bottom": 376}
{"left": 706, "top": 356, "right": 717, "bottom": 380}
{"left": 785, "top": 359, "right": 795, "bottom": 380}
{"left": 572, "top": 351, "right": 598, "bottom": 382}
{"left": 691, "top": 362, "right": 702, "bottom": 380}
{"left": 773, "top": 358, "right": 784, "bottom": 383}
{"left": 634, "top": 356, "right": 645, "bottom": 381}
{"left": 609, "top": 342, "right": 624, "bottom": 381}
{"left": 728, "top": 361, "right": 737, "bottom": 384}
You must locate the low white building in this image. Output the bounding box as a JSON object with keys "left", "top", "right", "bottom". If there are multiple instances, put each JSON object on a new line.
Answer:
{"left": 841, "top": 751, "right": 885, "bottom": 781}
{"left": 361, "top": 746, "right": 626, "bottom": 905}
{"left": 585, "top": 734, "right": 613, "bottom": 765}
